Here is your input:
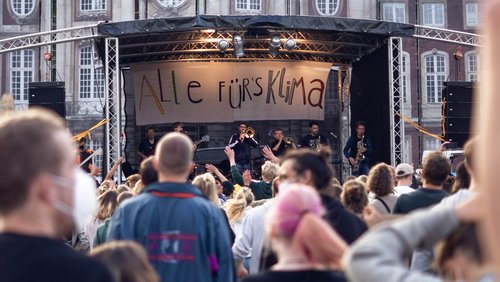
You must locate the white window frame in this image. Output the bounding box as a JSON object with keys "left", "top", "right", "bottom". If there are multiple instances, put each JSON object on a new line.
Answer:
{"left": 422, "top": 50, "right": 448, "bottom": 104}
{"left": 10, "top": 0, "right": 35, "bottom": 16}
{"left": 10, "top": 49, "right": 34, "bottom": 104}
{"left": 80, "top": 0, "right": 106, "bottom": 11}
{"left": 403, "top": 136, "right": 412, "bottom": 164}
{"left": 425, "top": 137, "right": 441, "bottom": 151}
{"left": 421, "top": 3, "right": 445, "bottom": 27}
{"left": 78, "top": 46, "right": 104, "bottom": 101}
{"left": 157, "top": 0, "right": 186, "bottom": 8}
{"left": 315, "top": 0, "right": 341, "bottom": 16}
{"left": 382, "top": 2, "right": 406, "bottom": 23}
{"left": 402, "top": 52, "right": 411, "bottom": 104}
{"left": 235, "top": 0, "right": 262, "bottom": 12}
{"left": 465, "top": 50, "right": 480, "bottom": 82}
{"left": 465, "top": 2, "right": 482, "bottom": 28}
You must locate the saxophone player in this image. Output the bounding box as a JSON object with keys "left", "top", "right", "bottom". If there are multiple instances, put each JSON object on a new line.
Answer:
{"left": 270, "top": 128, "right": 297, "bottom": 157}
{"left": 343, "top": 121, "right": 372, "bottom": 176}
{"left": 228, "top": 122, "right": 259, "bottom": 173}
{"left": 300, "top": 121, "right": 328, "bottom": 150}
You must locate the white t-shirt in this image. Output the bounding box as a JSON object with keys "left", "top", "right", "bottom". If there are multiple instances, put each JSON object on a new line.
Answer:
{"left": 394, "top": 185, "right": 414, "bottom": 196}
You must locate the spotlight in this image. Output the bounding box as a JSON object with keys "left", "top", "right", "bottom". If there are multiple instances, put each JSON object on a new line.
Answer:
{"left": 217, "top": 39, "right": 229, "bottom": 53}
{"left": 233, "top": 34, "right": 244, "bottom": 58}
{"left": 284, "top": 38, "right": 296, "bottom": 51}
{"left": 269, "top": 36, "right": 281, "bottom": 57}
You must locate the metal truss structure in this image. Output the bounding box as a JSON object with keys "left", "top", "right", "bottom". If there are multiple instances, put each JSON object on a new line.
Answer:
{"left": 0, "top": 24, "right": 98, "bottom": 54}
{"left": 104, "top": 38, "right": 122, "bottom": 183}
{"left": 388, "top": 37, "right": 404, "bottom": 166}
{"left": 413, "top": 25, "right": 484, "bottom": 47}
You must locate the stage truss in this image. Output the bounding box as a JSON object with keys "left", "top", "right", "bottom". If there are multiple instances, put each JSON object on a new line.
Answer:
{"left": 0, "top": 21, "right": 483, "bottom": 175}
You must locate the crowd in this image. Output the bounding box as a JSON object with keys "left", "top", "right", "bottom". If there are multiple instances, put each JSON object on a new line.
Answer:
{"left": 2, "top": 1, "right": 500, "bottom": 281}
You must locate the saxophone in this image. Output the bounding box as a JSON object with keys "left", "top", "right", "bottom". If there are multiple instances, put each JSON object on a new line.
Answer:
{"left": 315, "top": 135, "right": 322, "bottom": 151}
{"left": 352, "top": 136, "right": 365, "bottom": 174}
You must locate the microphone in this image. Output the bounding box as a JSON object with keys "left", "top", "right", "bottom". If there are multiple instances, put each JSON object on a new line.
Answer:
{"left": 329, "top": 132, "right": 337, "bottom": 139}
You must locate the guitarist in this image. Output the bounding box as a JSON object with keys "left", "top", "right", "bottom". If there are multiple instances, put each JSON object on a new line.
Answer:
{"left": 343, "top": 121, "right": 372, "bottom": 176}
{"left": 138, "top": 126, "right": 158, "bottom": 162}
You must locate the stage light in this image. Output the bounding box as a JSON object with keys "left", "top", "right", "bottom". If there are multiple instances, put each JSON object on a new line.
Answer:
{"left": 269, "top": 36, "right": 281, "bottom": 57}
{"left": 233, "top": 35, "right": 244, "bottom": 57}
{"left": 284, "top": 38, "right": 296, "bottom": 51}
{"left": 217, "top": 39, "right": 229, "bottom": 53}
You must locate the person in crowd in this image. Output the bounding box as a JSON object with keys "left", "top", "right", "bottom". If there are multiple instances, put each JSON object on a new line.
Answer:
{"left": 0, "top": 109, "right": 112, "bottom": 281}
{"left": 300, "top": 120, "right": 328, "bottom": 150}
{"left": 341, "top": 180, "right": 368, "bottom": 218}
{"left": 90, "top": 241, "right": 159, "bottom": 282}
{"left": 137, "top": 127, "right": 158, "bottom": 162}
{"left": 139, "top": 156, "right": 158, "bottom": 186}
{"left": 205, "top": 163, "right": 235, "bottom": 201}
{"left": 228, "top": 122, "right": 259, "bottom": 172}
{"left": 367, "top": 163, "right": 398, "bottom": 215}
{"left": 192, "top": 173, "right": 221, "bottom": 207}
{"left": 83, "top": 190, "right": 118, "bottom": 248}
{"left": 320, "top": 181, "right": 343, "bottom": 201}
{"left": 242, "top": 185, "right": 347, "bottom": 282}
{"left": 393, "top": 152, "right": 450, "bottom": 214}
{"left": 356, "top": 175, "right": 368, "bottom": 184}
{"left": 108, "top": 132, "right": 235, "bottom": 282}
{"left": 451, "top": 161, "right": 470, "bottom": 193}
{"left": 394, "top": 163, "right": 415, "bottom": 195}
{"left": 343, "top": 196, "right": 494, "bottom": 282}
{"left": 270, "top": 128, "right": 296, "bottom": 157}
{"left": 343, "top": 121, "right": 372, "bottom": 176}
{"left": 125, "top": 174, "right": 141, "bottom": 190}
{"left": 116, "top": 184, "right": 131, "bottom": 194}
{"left": 93, "top": 190, "right": 132, "bottom": 247}
{"left": 225, "top": 146, "right": 277, "bottom": 200}
{"left": 99, "top": 180, "right": 115, "bottom": 191}
{"left": 225, "top": 187, "right": 254, "bottom": 237}
{"left": 76, "top": 137, "right": 93, "bottom": 173}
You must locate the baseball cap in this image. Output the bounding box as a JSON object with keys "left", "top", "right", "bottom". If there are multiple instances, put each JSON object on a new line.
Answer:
{"left": 395, "top": 163, "right": 414, "bottom": 177}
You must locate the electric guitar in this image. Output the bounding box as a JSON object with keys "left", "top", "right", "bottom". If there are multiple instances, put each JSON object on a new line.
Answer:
{"left": 194, "top": 135, "right": 210, "bottom": 146}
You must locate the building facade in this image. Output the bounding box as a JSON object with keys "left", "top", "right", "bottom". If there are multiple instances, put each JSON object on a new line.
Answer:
{"left": 0, "top": 0, "right": 481, "bottom": 170}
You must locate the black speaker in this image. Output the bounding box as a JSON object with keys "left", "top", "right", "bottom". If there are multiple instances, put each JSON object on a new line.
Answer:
{"left": 442, "top": 82, "right": 475, "bottom": 147}
{"left": 29, "top": 82, "right": 66, "bottom": 118}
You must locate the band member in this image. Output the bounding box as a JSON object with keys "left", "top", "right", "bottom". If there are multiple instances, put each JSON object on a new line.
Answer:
{"left": 301, "top": 121, "right": 328, "bottom": 150}
{"left": 76, "top": 137, "right": 93, "bottom": 173}
{"left": 137, "top": 126, "right": 158, "bottom": 162}
{"left": 228, "top": 122, "right": 259, "bottom": 172}
{"left": 343, "top": 121, "right": 372, "bottom": 176}
{"left": 270, "top": 128, "right": 297, "bottom": 157}
{"left": 173, "top": 121, "right": 197, "bottom": 151}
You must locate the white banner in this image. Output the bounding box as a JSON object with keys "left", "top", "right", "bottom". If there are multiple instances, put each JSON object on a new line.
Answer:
{"left": 131, "top": 61, "right": 332, "bottom": 125}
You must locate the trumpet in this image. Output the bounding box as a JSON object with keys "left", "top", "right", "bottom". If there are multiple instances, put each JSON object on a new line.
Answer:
{"left": 240, "top": 127, "right": 255, "bottom": 140}
{"left": 284, "top": 137, "right": 294, "bottom": 144}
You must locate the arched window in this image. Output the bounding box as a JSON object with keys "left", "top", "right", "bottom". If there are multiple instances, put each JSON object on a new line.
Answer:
{"left": 10, "top": 0, "right": 35, "bottom": 16}
{"left": 79, "top": 46, "right": 104, "bottom": 100}
{"left": 422, "top": 51, "right": 448, "bottom": 103}
{"left": 316, "top": 0, "right": 341, "bottom": 15}
{"left": 156, "top": 0, "right": 186, "bottom": 8}
{"left": 10, "top": 49, "right": 34, "bottom": 103}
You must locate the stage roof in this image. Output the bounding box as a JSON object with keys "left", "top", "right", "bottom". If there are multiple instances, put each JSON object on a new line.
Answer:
{"left": 96, "top": 15, "right": 414, "bottom": 66}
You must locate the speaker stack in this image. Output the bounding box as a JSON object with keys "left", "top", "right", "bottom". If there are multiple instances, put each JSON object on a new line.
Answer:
{"left": 28, "top": 81, "right": 66, "bottom": 118}
{"left": 442, "top": 81, "right": 475, "bottom": 147}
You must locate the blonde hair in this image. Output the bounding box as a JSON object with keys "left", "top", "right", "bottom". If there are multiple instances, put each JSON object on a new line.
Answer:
{"left": 99, "top": 180, "right": 115, "bottom": 191}
{"left": 90, "top": 241, "right": 159, "bottom": 282}
{"left": 126, "top": 174, "right": 141, "bottom": 189}
{"left": 192, "top": 173, "right": 220, "bottom": 207}
{"left": 261, "top": 161, "right": 279, "bottom": 181}
{"left": 95, "top": 190, "right": 119, "bottom": 221}
{"left": 224, "top": 187, "right": 254, "bottom": 224}
{"left": 133, "top": 180, "right": 145, "bottom": 195}
{"left": 117, "top": 184, "right": 131, "bottom": 194}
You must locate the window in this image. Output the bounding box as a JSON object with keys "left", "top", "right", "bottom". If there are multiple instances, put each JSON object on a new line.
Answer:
{"left": 422, "top": 3, "right": 445, "bottom": 27}
{"left": 383, "top": 2, "right": 406, "bottom": 23}
{"left": 79, "top": 46, "right": 104, "bottom": 100}
{"left": 465, "top": 3, "right": 483, "bottom": 27}
{"left": 10, "top": 50, "right": 34, "bottom": 103}
{"left": 235, "top": 0, "right": 261, "bottom": 11}
{"left": 80, "top": 0, "right": 106, "bottom": 11}
{"left": 403, "top": 136, "right": 412, "bottom": 163}
{"left": 466, "top": 51, "right": 479, "bottom": 82}
{"left": 425, "top": 138, "right": 441, "bottom": 151}
{"left": 316, "top": 0, "right": 341, "bottom": 15}
{"left": 157, "top": 0, "right": 186, "bottom": 8}
{"left": 402, "top": 52, "right": 410, "bottom": 104}
{"left": 10, "top": 0, "right": 35, "bottom": 16}
{"left": 423, "top": 52, "right": 447, "bottom": 103}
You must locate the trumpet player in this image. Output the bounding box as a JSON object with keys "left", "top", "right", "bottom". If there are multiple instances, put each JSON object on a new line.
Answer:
{"left": 301, "top": 121, "right": 328, "bottom": 150}
{"left": 228, "top": 122, "right": 259, "bottom": 172}
{"left": 270, "top": 128, "right": 297, "bottom": 157}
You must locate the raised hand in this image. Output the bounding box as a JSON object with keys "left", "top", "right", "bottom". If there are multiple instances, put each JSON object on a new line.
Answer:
{"left": 243, "top": 170, "right": 252, "bottom": 186}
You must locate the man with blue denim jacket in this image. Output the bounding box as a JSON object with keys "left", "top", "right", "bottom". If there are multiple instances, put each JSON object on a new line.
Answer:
{"left": 108, "top": 132, "right": 236, "bottom": 282}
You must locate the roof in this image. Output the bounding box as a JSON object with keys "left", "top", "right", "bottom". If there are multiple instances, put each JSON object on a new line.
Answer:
{"left": 96, "top": 15, "right": 414, "bottom": 65}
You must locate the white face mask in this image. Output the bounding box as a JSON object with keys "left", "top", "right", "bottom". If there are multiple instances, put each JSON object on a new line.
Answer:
{"left": 52, "top": 169, "right": 98, "bottom": 228}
